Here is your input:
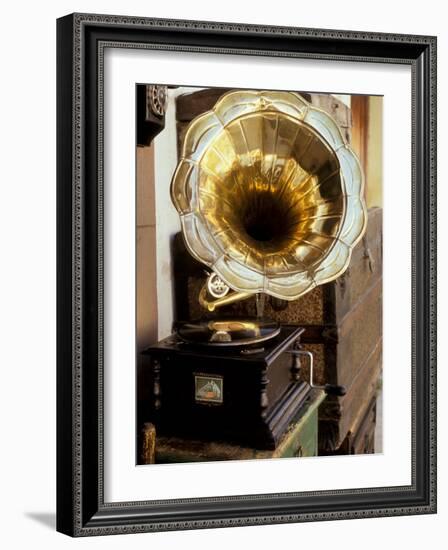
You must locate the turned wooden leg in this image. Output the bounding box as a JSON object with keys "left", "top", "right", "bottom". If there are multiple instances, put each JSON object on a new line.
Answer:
{"left": 140, "top": 422, "right": 156, "bottom": 464}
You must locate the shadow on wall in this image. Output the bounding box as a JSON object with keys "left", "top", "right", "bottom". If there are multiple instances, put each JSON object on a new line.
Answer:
{"left": 25, "top": 512, "right": 56, "bottom": 530}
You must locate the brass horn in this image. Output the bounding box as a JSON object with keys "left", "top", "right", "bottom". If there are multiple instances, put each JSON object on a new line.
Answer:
{"left": 171, "top": 90, "right": 367, "bottom": 310}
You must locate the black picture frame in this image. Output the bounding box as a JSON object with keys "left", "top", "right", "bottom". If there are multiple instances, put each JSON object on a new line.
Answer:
{"left": 56, "top": 13, "right": 437, "bottom": 536}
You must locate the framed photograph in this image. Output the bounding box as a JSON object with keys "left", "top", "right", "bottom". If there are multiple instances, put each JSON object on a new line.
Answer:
{"left": 56, "top": 13, "right": 437, "bottom": 536}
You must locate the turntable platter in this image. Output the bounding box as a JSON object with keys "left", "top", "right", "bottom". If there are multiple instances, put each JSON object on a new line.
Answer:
{"left": 175, "top": 318, "right": 281, "bottom": 347}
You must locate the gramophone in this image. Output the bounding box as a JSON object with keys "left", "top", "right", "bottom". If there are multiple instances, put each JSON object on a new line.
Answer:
{"left": 143, "top": 90, "right": 367, "bottom": 449}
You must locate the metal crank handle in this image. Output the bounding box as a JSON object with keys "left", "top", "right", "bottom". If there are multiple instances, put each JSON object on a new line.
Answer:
{"left": 288, "top": 349, "right": 347, "bottom": 396}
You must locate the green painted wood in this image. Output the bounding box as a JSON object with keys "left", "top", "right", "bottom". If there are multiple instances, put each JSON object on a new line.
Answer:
{"left": 153, "top": 389, "right": 325, "bottom": 464}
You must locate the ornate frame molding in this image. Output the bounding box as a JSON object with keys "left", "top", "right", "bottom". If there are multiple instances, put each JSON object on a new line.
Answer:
{"left": 56, "top": 13, "right": 437, "bottom": 536}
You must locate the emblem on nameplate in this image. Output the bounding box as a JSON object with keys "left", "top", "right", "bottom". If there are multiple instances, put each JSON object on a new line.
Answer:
{"left": 194, "top": 374, "right": 223, "bottom": 405}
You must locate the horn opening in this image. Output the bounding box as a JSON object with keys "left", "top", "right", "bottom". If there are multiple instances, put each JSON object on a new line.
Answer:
{"left": 198, "top": 112, "right": 343, "bottom": 274}
{"left": 171, "top": 90, "right": 367, "bottom": 300}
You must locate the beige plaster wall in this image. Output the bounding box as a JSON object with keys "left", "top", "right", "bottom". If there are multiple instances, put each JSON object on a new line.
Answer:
{"left": 366, "top": 96, "right": 383, "bottom": 208}
{"left": 136, "top": 144, "right": 158, "bottom": 352}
